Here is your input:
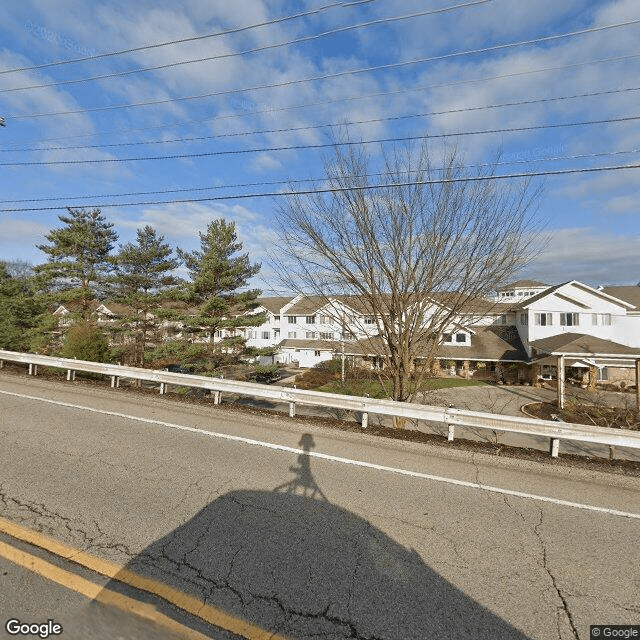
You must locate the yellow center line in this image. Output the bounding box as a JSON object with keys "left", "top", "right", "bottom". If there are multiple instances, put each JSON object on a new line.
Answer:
{"left": 0, "top": 516, "right": 288, "bottom": 640}
{"left": 0, "top": 538, "right": 211, "bottom": 640}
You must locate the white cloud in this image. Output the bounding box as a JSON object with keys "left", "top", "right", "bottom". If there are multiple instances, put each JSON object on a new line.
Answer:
{"left": 522, "top": 227, "right": 640, "bottom": 285}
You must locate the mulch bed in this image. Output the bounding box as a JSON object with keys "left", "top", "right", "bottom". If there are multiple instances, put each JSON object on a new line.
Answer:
{"left": 525, "top": 401, "right": 640, "bottom": 431}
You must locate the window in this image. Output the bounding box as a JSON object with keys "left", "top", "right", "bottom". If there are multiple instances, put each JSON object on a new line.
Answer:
{"left": 520, "top": 313, "right": 528, "bottom": 325}
{"left": 306, "top": 315, "right": 316, "bottom": 324}
{"left": 320, "top": 315, "right": 331, "bottom": 324}
{"left": 314, "top": 350, "right": 321, "bottom": 357}
{"left": 496, "top": 315, "right": 507, "bottom": 325}
{"left": 287, "top": 316, "right": 297, "bottom": 324}
{"left": 443, "top": 333, "right": 452, "bottom": 343}
{"left": 274, "top": 329, "right": 280, "bottom": 338}
{"left": 455, "top": 333, "right": 466, "bottom": 343}
{"left": 602, "top": 313, "right": 611, "bottom": 325}
{"left": 306, "top": 331, "right": 317, "bottom": 339}
{"left": 288, "top": 331, "right": 297, "bottom": 338}
{"left": 319, "top": 332, "right": 334, "bottom": 339}
{"left": 262, "top": 331, "right": 270, "bottom": 340}
{"left": 592, "top": 313, "right": 598, "bottom": 326}
{"left": 364, "top": 316, "right": 375, "bottom": 325}
{"left": 274, "top": 315, "right": 280, "bottom": 322}
{"left": 535, "top": 313, "right": 552, "bottom": 326}
{"left": 598, "top": 367, "right": 609, "bottom": 381}
{"left": 216, "top": 330, "right": 224, "bottom": 338}
{"left": 560, "top": 313, "right": 579, "bottom": 326}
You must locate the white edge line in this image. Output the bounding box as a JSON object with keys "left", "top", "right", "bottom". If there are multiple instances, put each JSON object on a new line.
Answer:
{"left": 2, "top": 388, "right": 639, "bottom": 521}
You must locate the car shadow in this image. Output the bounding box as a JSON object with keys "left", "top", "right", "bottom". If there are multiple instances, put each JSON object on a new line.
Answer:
{"left": 91, "top": 434, "right": 530, "bottom": 639}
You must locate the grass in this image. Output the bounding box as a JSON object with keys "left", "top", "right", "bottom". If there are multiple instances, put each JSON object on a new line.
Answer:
{"left": 318, "top": 376, "right": 488, "bottom": 399}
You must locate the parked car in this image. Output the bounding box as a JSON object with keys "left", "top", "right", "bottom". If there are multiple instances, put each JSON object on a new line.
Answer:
{"left": 164, "top": 364, "right": 195, "bottom": 375}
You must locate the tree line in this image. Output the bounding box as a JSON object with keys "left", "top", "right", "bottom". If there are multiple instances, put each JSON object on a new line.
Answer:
{"left": 0, "top": 208, "right": 264, "bottom": 371}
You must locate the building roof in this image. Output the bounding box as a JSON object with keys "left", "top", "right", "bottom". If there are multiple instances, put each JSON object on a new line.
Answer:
{"left": 529, "top": 333, "right": 640, "bottom": 357}
{"left": 255, "top": 296, "right": 295, "bottom": 314}
{"left": 436, "top": 325, "right": 528, "bottom": 362}
{"left": 600, "top": 286, "right": 640, "bottom": 309}
{"left": 285, "top": 296, "right": 329, "bottom": 315}
{"left": 344, "top": 325, "right": 528, "bottom": 362}
{"left": 507, "top": 282, "right": 565, "bottom": 310}
{"left": 498, "top": 279, "right": 549, "bottom": 291}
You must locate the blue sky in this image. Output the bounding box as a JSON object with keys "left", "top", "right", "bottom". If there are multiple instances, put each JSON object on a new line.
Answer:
{"left": 1, "top": 0, "right": 639, "bottom": 291}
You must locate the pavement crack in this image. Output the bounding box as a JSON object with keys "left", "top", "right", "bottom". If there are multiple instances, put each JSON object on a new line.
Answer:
{"left": 533, "top": 509, "right": 580, "bottom": 640}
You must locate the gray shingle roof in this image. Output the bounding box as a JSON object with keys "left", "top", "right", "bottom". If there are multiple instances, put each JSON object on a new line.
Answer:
{"left": 529, "top": 333, "right": 640, "bottom": 357}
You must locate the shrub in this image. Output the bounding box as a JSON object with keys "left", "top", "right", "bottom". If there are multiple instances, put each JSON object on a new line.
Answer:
{"left": 61, "top": 323, "right": 111, "bottom": 363}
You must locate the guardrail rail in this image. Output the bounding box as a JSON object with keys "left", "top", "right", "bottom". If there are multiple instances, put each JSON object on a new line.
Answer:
{"left": 1, "top": 349, "right": 639, "bottom": 459}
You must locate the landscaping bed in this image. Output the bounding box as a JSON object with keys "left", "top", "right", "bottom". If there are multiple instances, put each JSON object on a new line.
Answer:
{"left": 525, "top": 400, "right": 639, "bottom": 430}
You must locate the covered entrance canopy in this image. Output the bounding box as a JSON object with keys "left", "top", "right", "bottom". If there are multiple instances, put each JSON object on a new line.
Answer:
{"left": 529, "top": 333, "right": 640, "bottom": 409}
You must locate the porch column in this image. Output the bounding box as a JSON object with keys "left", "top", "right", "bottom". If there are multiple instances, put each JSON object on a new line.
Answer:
{"left": 557, "top": 354, "right": 565, "bottom": 410}
{"left": 636, "top": 359, "right": 640, "bottom": 410}
{"left": 588, "top": 364, "right": 598, "bottom": 392}
{"left": 463, "top": 360, "right": 470, "bottom": 379}
{"left": 531, "top": 363, "right": 541, "bottom": 387}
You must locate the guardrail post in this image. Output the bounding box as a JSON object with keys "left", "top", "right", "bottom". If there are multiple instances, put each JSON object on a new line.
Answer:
{"left": 160, "top": 382, "right": 166, "bottom": 395}
{"left": 361, "top": 412, "right": 368, "bottom": 428}
{"left": 446, "top": 404, "right": 455, "bottom": 441}
{"left": 289, "top": 402, "right": 296, "bottom": 417}
{"left": 110, "top": 376, "right": 119, "bottom": 388}
{"left": 213, "top": 391, "right": 221, "bottom": 405}
{"left": 0, "top": 359, "right": 3, "bottom": 368}
{"left": 28, "top": 363, "right": 33, "bottom": 375}
{"left": 66, "top": 369, "right": 75, "bottom": 381}
{"left": 549, "top": 438, "right": 560, "bottom": 458}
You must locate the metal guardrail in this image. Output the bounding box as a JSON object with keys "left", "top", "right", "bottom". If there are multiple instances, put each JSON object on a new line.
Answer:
{"left": 1, "top": 349, "right": 639, "bottom": 458}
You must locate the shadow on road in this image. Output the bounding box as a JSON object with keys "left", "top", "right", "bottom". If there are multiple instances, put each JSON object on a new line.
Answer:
{"left": 92, "top": 434, "right": 530, "bottom": 639}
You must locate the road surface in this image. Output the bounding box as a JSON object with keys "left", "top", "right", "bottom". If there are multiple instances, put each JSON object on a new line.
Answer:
{"left": 0, "top": 373, "right": 638, "bottom": 639}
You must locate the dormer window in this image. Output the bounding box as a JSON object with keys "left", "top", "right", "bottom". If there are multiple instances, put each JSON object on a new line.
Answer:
{"left": 455, "top": 333, "right": 467, "bottom": 343}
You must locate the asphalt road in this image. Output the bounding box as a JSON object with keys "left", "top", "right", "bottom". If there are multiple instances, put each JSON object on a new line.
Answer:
{"left": 0, "top": 373, "right": 639, "bottom": 639}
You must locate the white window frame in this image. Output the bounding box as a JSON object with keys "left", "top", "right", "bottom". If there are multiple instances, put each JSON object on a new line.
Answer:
{"left": 560, "top": 313, "right": 579, "bottom": 327}
{"left": 535, "top": 313, "right": 552, "bottom": 326}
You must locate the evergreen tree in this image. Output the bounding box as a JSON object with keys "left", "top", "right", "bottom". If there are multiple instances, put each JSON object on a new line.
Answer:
{"left": 111, "top": 226, "right": 181, "bottom": 366}
{"left": 174, "top": 218, "right": 264, "bottom": 368}
{"left": 61, "top": 322, "right": 111, "bottom": 363}
{"left": 36, "top": 208, "right": 118, "bottom": 320}
{"left": 0, "top": 262, "right": 45, "bottom": 352}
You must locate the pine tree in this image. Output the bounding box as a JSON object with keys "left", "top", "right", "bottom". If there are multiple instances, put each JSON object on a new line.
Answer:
{"left": 173, "top": 218, "right": 264, "bottom": 368}
{"left": 110, "top": 226, "right": 181, "bottom": 366}
{"left": 0, "top": 262, "right": 45, "bottom": 352}
{"left": 35, "top": 208, "right": 118, "bottom": 320}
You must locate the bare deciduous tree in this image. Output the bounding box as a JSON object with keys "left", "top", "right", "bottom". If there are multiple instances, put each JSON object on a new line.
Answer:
{"left": 273, "top": 141, "right": 545, "bottom": 404}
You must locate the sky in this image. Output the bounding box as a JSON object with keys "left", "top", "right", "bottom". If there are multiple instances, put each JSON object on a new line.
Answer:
{"left": 1, "top": 0, "right": 640, "bottom": 292}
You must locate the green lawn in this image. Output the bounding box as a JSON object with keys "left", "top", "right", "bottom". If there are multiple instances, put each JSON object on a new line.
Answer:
{"left": 318, "top": 377, "right": 488, "bottom": 399}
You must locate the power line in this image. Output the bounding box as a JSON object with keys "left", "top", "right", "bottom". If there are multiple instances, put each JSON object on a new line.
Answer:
{"left": 2, "top": 163, "right": 639, "bottom": 213}
{"left": 1, "top": 0, "right": 493, "bottom": 93}
{"left": 0, "top": 1, "right": 370, "bottom": 76}
{"left": 3, "top": 114, "right": 639, "bottom": 166}
{"left": 6, "top": 52, "right": 640, "bottom": 143}
{"left": 2, "top": 147, "right": 638, "bottom": 204}
{"left": 7, "top": 20, "right": 639, "bottom": 121}
{"left": 4, "top": 85, "right": 640, "bottom": 153}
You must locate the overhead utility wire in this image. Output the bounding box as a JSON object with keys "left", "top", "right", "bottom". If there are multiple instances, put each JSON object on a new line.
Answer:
{"left": 3, "top": 147, "right": 637, "bottom": 204}
{"left": 1, "top": 0, "right": 493, "bottom": 93}
{"left": 13, "top": 52, "right": 640, "bottom": 144}
{"left": 3, "top": 114, "right": 639, "bottom": 166}
{"left": 2, "top": 163, "right": 639, "bottom": 213}
{"left": 7, "top": 20, "right": 638, "bottom": 121}
{"left": 0, "top": 1, "right": 372, "bottom": 75}
{"left": 5, "top": 85, "right": 640, "bottom": 153}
